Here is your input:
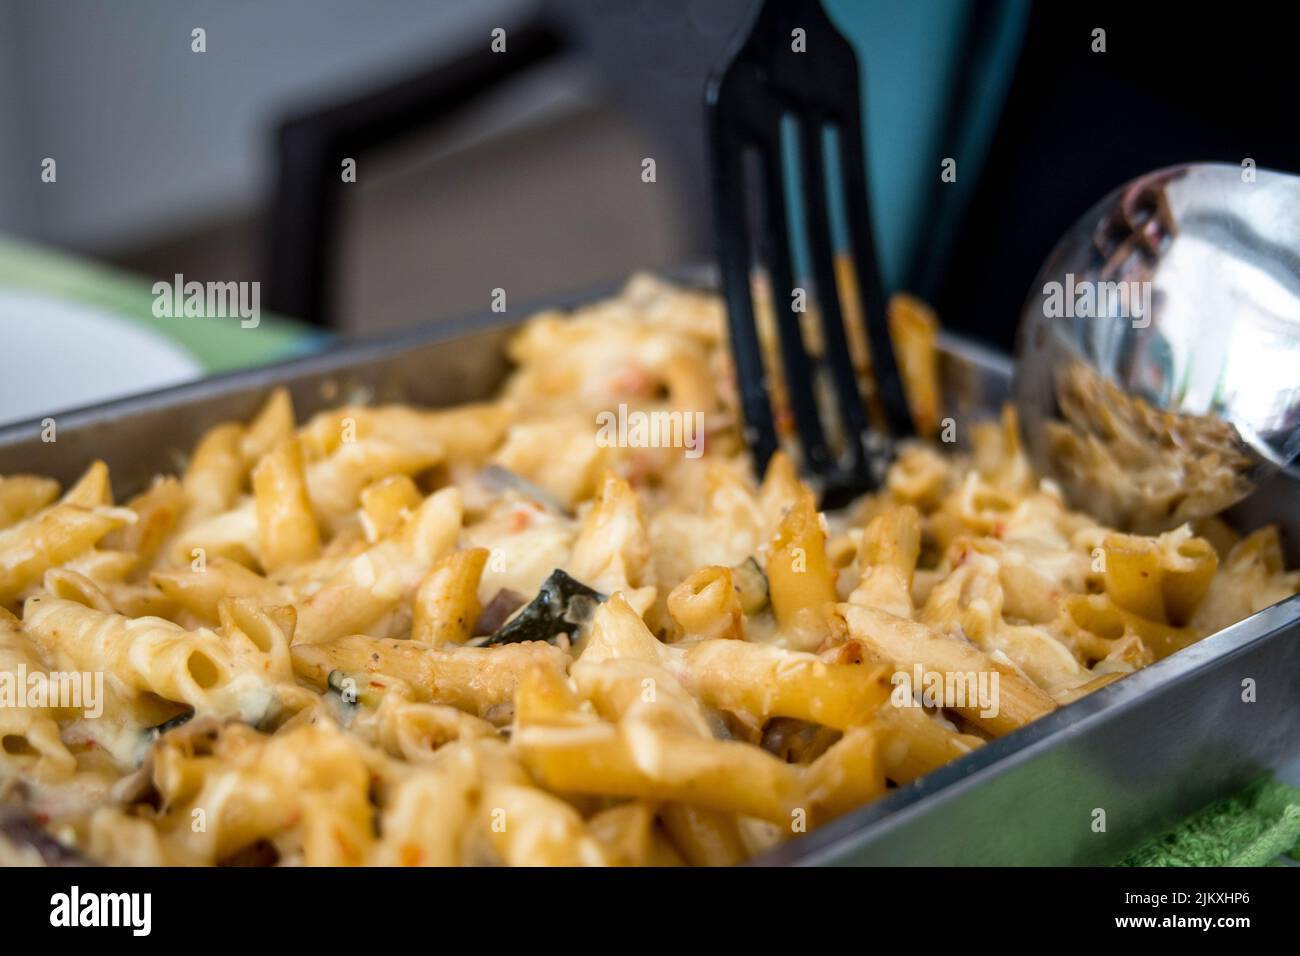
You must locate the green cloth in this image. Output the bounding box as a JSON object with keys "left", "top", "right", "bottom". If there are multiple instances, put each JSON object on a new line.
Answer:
{"left": 0, "top": 235, "right": 323, "bottom": 372}
{"left": 1119, "top": 777, "right": 1300, "bottom": 867}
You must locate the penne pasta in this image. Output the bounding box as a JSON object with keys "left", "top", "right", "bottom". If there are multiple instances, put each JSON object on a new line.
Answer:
{"left": 253, "top": 438, "right": 321, "bottom": 571}
{"left": 1, "top": 273, "right": 1292, "bottom": 867}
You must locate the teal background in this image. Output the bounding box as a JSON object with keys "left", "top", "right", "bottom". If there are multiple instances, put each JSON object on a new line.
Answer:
{"left": 799, "top": 0, "right": 1030, "bottom": 291}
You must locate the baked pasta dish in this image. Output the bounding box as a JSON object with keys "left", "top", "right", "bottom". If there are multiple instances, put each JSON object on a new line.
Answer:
{"left": 0, "top": 275, "right": 1296, "bottom": 866}
{"left": 1045, "top": 360, "right": 1255, "bottom": 534}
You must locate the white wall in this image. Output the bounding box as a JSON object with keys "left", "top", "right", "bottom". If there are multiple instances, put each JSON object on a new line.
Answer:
{"left": 0, "top": 0, "right": 535, "bottom": 249}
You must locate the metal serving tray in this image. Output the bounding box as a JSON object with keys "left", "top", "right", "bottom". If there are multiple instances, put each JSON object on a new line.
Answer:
{"left": 1, "top": 274, "right": 1297, "bottom": 866}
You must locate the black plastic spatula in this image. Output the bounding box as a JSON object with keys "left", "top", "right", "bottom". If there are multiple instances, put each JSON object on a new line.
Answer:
{"left": 706, "top": 0, "right": 913, "bottom": 507}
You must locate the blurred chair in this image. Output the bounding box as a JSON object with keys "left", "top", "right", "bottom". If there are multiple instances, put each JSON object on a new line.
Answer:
{"left": 266, "top": 21, "right": 565, "bottom": 328}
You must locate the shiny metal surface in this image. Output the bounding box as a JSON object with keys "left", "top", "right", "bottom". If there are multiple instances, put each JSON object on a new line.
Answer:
{"left": 1015, "top": 163, "right": 1300, "bottom": 532}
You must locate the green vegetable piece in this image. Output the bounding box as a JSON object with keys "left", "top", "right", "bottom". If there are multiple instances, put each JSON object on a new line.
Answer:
{"left": 484, "top": 569, "right": 607, "bottom": 646}
{"left": 732, "top": 556, "right": 770, "bottom": 614}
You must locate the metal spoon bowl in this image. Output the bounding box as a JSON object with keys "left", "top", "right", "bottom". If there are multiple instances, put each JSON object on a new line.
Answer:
{"left": 1013, "top": 163, "right": 1300, "bottom": 533}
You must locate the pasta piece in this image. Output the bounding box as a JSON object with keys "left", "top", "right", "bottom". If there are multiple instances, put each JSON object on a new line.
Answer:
{"left": 805, "top": 725, "right": 886, "bottom": 824}
{"left": 680, "top": 639, "right": 892, "bottom": 731}
{"left": 887, "top": 294, "right": 942, "bottom": 438}
{"left": 367, "top": 402, "right": 513, "bottom": 466}
{"left": 1060, "top": 592, "right": 1194, "bottom": 662}
{"left": 886, "top": 444, "right": 950, "bottom": 512}
{"left": 168, "top": 499, "right": 260, "bottom": 569}
{"left": 919, "top": 548, "right": 1089, "bottom": 697}
{"left": 253, "top": 438, "right": 321, "bottom": 571}
{"left": 182, "top": 422, "right": 246, "bottom": 522}
{"left": 766, "top": 487, "right": 837, "bottom": 648}
{"left": 492, "top": 416, "right": 607, "bottom": 508}
{"left": 578, "top": 592, "right": 670, "bottom": 665}
{"left": 0, "top": 608, "right": 76, "bottom": 780}
{"left": 1190, "top": 527, "right": 1300, "bottom": 635}
{"left": 587, "top": 801, "right": 660, "bottom": 866}
{"left": 0, "top": 503, "right": 133, "bottom": 604}
{"left": 371, "top": 747, "right": 481, "bottom": 866}
{"left": 103, "top": 476, "right": 187, "bottom": 570}
{"left": 480, "top": 782, "right": 608, "bottom": 866}
{"left": 292, "top": 487, "right": 461, "bottom": 644}
{"left": 462, "top": 493, "right": 576, "bottom": 606}
{"left": 515, "top": 716, "right": 805, "bottom": 824}
{"left": 571, "top": 657, "right": 711, "bottom": 737}
{"left": 647, "top": 463, "right": 766, "bottom": 591}
{"left": 240, "top": 387, "right": 295, "bottom": 466}
{"left": 151, "top": 557, "right": 289, "bottom": 624}
{"left": 150, "top": 722, "right": 372, "bottom": 865}
{"left": 0, "top": 475, "right": 60, "bottom": 530}
{"left": 874, "top": 706, "right": 984, "bottom": 785}
{"left": 518, "top": 644, "right": 805, "bottom": 824}
{"left": 841, "top": 603, "right": 1056, "bottom": 737}
{"left": 359, "top": 474, "right": 422, "bottom": 541}
{"left": 305, "top": 439, "right": 440, "bottom": 534}
{"left": 410, "top": 548, "right": 488, "bottom": 646}
{"left": 658, "top": 803, "right": 748, "bottom": 867}
{"left": 849, "top": 504, "right": 921, "bottom": 616}
{"left": 569, "top": 470, "right": 653, "bottom": 596}
{"left": 1102, "top": 527, "right": 1218, "bottom": 626}
{"left": 758, "top": 451, "right": 802, "bottom": 532}
{"left": 358, "top": 692, "right": 496, "bottom": 763}
{"left": 61, "top": 460, "right": 113, "bottom": 508}
{"left": 666, "top": 566, "right": 743, "bottom": 641}
{"left": 85, "top": 808, "right": 166, "bottom": 866}
{"left": 291, "top": 632, "right": 568, "bottom": 719}
{"left": 23, "top": 594, "right": 283, "bottom": 721}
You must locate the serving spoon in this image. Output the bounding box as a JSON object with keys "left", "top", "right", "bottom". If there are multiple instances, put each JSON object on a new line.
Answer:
{"left": 1013, "top": 163, "right": 1300, "bottom": 533}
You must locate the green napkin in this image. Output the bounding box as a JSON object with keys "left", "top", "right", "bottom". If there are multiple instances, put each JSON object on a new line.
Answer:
{"left": 0, "top": 235, "right": 323, "bottom": 372}
{"left": 1119, "top": 777, "right": 1300, "bottom": 867}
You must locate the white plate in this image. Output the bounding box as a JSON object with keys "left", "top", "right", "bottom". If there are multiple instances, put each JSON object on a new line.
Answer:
{"left": 0, "top": 289, "right": 202, "bottom": 426}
